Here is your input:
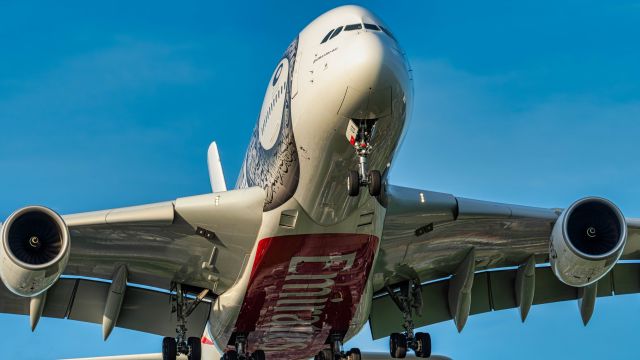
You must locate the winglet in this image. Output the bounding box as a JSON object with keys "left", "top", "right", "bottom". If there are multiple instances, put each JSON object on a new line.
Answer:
{"left": 207, "top": 142, "right": 227, "bottom": 193}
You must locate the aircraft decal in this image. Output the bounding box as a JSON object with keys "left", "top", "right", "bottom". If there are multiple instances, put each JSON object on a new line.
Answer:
{"left": 237, "top": 37, "right": 300, "bottom": 211}
{"left": 234, "top": 233, "right": 379, "bottom": 359}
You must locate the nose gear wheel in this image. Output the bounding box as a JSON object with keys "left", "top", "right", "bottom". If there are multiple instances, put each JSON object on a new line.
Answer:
{"left": 346, "top": 119, "right": 382, "bottom": 197}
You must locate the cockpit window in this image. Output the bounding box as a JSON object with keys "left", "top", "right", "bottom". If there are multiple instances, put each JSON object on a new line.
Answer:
{"left": 344, "top": 24, "right": 362, "bottom": 31}
{"left": 379, "top": 26, "right": 397, "bottom": 42}
{"left": 330, "top": 26, "right": 343, "bottom": 39}
{"left": 364, "top": 23, "right": 380, "bottom": 31}
{"left": 321, "top": 23, "right": 386, "bottom": 44}
{"left": 320, "top": 29, "right": 334, "bottom": 44}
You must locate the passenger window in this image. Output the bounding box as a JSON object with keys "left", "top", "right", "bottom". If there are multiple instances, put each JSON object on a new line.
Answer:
{"left": 344, "top": 24, "right": 362, "bottom": 31}
{"left": 321, "top": 29, "right": 335, "bottom": 44}
{"left": 364, "top": 23, "right": 380, "bottom": 31}
{"left": 330, "top": 26, "right": 343, "bottom": 39}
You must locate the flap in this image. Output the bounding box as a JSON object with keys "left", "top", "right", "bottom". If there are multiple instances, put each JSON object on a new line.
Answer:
{"left": 368, "top": 264, "right": 640, "bottom": 339}
{"left": 0, "top": 278, "right": 210, "bottom": 338}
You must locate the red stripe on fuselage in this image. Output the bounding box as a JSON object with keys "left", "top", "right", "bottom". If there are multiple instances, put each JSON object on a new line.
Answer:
{"left": 234, "top": 233, "right": 378, "bottom": 359}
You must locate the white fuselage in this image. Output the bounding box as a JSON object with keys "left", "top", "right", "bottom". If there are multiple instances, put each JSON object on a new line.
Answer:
{"left": 205, "top": 6, "right": 412, "bottom": 359}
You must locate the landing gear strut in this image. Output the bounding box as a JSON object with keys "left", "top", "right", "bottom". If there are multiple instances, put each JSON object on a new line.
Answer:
{"left": 162, "top": 283, "right": 209, "bottom": 360}
{"left": 346, "top": 119, "right": 382, "bottom": 197}
{"left": 222, "top": 333, "right": 265, "bottom": 360}
{"left": 385, "top": 279, "right": 431, "bottom": 358}
{"left": 315, "top": 334, "right": 361, "bottom": 360}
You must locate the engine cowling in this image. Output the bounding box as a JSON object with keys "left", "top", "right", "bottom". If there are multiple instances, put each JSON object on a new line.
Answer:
{"left": 550, "top": 197, "right": 627, "bottom": 287}
{"left": 0, "top": 206, "right": 70, "bottom": 297}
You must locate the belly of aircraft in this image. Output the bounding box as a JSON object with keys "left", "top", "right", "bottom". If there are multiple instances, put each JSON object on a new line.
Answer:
{"left": 233, "top": 233, "right": 378, "bottom": 359}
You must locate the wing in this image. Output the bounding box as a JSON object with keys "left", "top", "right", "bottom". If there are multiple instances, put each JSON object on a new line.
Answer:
{"left": 370, "top": 184, "right": 640, "bottom": 338}
{"left": 0, "top": 187, "right": 265, "bottom": 337}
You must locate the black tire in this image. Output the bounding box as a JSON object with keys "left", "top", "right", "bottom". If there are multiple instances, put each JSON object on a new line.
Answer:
{"left": 368, "top": 170, "right": 382, "bottom": 196}
{"left": 414, "top": 332, "right": 431, "bottom": 358}
{"left": 224, "top": 350, "right": 239, "bottom": 360}
{"left": 187, "top": 337, "right": 201, "bottom": 360}
{"left": 389, "top": 332, "right": 407, "bottom": 359}
{"left": 253, "top": 350, "right": 266, "bottom": 360}
{"left": 348, "top": 348, "right": 361, "bottom": 360}
{"left": 162, "top": 337, "right": 177, "bottom": 360}
{"left": 347, "top": 170, "right": 360, "bottom": 197}
{"left": 318, "top": 349, "right": 333, "bottom": 360}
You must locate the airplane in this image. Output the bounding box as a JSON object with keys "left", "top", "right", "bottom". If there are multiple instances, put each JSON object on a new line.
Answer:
{"left": 1, "top": 3, "right": 638, "bottom": 360}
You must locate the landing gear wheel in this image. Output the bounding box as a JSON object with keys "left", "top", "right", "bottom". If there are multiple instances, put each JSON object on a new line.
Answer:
{"left": 414, "top": 332, "right": 431, "bottom": 358}
{"left": 252, "top": 350, "right": 266, "bottom": 360}
{"left": 390, "top": 332, "right": 407, "bottom": 358}
{"left": 348, "top": 348, "right": 361, "bottom": 360}
{"left": 162, "top": 337, "right": 177, "bottom": 360}
{"left": 367, "top": 170, "right": 382, "bottom": 196}
{"left": 187, "top": 337, "right": 201, "bottom": 360}
{"left": 347, "top": 170, "right": 360, "bottom": 197}
{"left": 224, "top": 350, "right": 239, "bottom": 360}
{"left": 317, "top": 349, "right": 333, "bottom": 360}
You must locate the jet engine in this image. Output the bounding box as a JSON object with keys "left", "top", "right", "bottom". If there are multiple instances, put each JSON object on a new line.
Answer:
{"left": 0, "top": 206, "right": 70, "bottom": 297}
{"left": 550, "top": 197, "right": 627, "bottom": 287}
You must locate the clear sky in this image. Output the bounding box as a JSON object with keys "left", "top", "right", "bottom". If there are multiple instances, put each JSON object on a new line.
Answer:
{"left": 1, "top": 1, "right": 640, "bottom": 359}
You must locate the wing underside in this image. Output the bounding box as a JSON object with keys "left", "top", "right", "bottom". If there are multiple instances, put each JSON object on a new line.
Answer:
{"left": 0, "top": 187, "right": 265, "bottom": 337}
{"left": 370, "top": 184, "right": 640, "bottom": 338}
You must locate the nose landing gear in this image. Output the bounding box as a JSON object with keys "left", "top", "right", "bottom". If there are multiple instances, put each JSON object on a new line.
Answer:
{"left": 386, "top": 279, "right": 431, "bottom": 358}
{"left": 346, "top": 119, "right": 382, "bottom": 197}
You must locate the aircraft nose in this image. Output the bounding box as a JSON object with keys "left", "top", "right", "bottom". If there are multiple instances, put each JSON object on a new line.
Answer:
{"left": 337, "top": 31, "right": 410, "bottom": 120}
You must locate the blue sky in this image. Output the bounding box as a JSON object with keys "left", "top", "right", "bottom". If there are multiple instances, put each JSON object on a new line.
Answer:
{"left": 1, "top": 0, "right": 640, "bottom": 359}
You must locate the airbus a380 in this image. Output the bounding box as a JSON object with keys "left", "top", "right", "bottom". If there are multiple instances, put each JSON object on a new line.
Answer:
{"left": 1, "top": 5, "right": 638, "bottom": 360}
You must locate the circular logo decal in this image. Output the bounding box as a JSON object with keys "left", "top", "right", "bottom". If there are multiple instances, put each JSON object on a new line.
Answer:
{"left": 259, "top": 58, "right": 290, "bottom": 150}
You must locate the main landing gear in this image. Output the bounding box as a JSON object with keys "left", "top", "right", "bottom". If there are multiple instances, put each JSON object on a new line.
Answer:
{"left": 315, "top": 334, "right": 361, "bottom": 360}
{"left": 385, "top": 279, "right": 431, "bottom": 358}
{"left": 162, "top": 283, "right": 210, "bottom": 360}
{"left": 346, "top": 119, "right": 382, "bottom": 197}
{"left": 221, "top": 334, "right": 266, "bottom": 360}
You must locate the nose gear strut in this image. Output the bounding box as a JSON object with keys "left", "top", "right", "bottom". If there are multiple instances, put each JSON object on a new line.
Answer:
{"left": 385, "top": 279, "right": 431, "bottom": 358}
{"left": 346, "top": 119, "right": 382, "bottom": 197}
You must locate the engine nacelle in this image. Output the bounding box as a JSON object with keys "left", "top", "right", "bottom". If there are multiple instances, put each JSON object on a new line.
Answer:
{"left": 550, "top": 197, "right": 627, "bottom": 287}
{"left": 0, "top": 206, "right": 70, "bottom": 297}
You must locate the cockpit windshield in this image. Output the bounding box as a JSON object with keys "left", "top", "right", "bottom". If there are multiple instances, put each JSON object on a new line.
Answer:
{"left": 320, "top": 22, "right": 394, "bottom": 44}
